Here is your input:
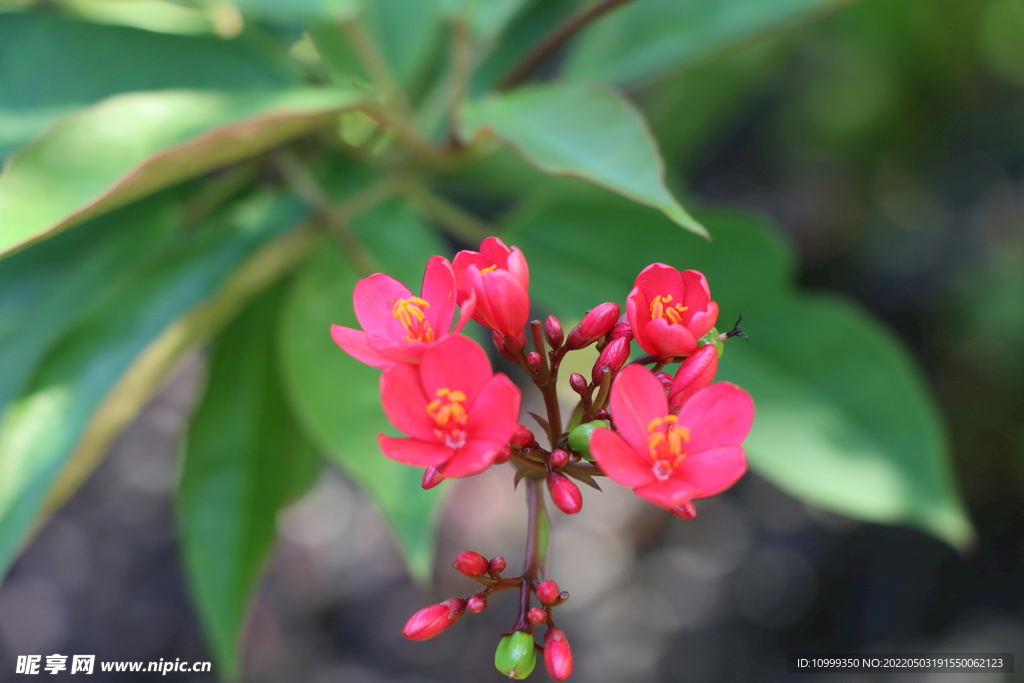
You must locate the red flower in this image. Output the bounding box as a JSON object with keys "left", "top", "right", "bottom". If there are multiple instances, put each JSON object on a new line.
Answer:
{"left": 402, "top": 598, "right": 466, "bottom": 640}
{"left": 452, "top": 237, "right": 530, "bottom": 339}
{"left": 378, "top": 335, "right": 521, "bottom": 478}
{"left": 331, "top": 256, "right": 474, "bottom": 369}
{"left": 626, "top": 264, "right": 719, "bottom": 360}
{"left": 589, "top": 365, "right": 752, "bottom": 511}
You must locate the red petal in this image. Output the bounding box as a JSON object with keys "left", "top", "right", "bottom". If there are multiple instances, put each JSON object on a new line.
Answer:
{"left": 590, "top": 428, "right": 656, "bottom": 488}
{"left": 634, "top": 479, "right": 699, "bottom": 509}
{"left": 479, "top": 236, "right": 512, "bottom": 269}
{"left": 634, "top": 263, "right": 683, "bottom": 301}
{"left": 677, "top": 382, "right": 755, "bottom": 453}
{"left": 452, "top": 289, "right": 476, "bottom": 334}
{"left": 467, "top": 374, "right": 521, "bottom": 442}
{"left": 626, "top": 286, "right": 655, "bottom": 355}
{"left": 507, "top": 245, "right": 530, "bottom": 290}
{"left": 420, "top": 256, "right": 457, "bottom": 335}
{"left": 676, "top": 446, "right": 747, "bottom": 499}
{"left": 644, "top": 318, "right": 697, "bottom": 358}
{"left": 679, "top": 269, "right": 711, "bottom": 318}
{"left": 353, "top": 273, "right": 413, "bottom": 339}
{"left": 687, "top": 301, "right": 719, "bottom": 340}
{"left": 330, "top": 326, "right": 393, "bottom": 369}
{"left": 479, "top": 269, "right": 530, "bottom": 338}
{"left": 609, "top": 364, "right": 669, "bottom": 454}
{"left": 378, "top": 435, "right": 452, "bottom": 467}
{"left": 380, "top": 363, "right": 437, "bottom": 440}
{"left": 452, "top": 251, "right": 489, "bottom": 303}
{"left": 669, "top": 344, "right": 719, "bottom": 409}
{"left": 419, "top": 335, "right": 493, "bottom": 407}
{"left": 443, "top": 439, "right": 506, "bottom": 478}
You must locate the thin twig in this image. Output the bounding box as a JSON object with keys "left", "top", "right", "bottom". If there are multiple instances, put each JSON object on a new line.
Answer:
{"left": 339, "top": 18, "right": 413, "bottom": 118}
{"left": 498, "top": 0, "right": 638, "bottom": 90}
{"left": 404, "top": 183, "right": 493, "bottom": 243}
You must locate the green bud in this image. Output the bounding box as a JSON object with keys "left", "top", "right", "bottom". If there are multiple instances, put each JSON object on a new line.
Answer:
{"left": 567, "top": 419, "right": 610, "bottom": 462}
{"left": 696, "top": 327, "right": 724, "bottom": 357}
{"left": 495, "top": 631, "right": 537, "bottom": 679}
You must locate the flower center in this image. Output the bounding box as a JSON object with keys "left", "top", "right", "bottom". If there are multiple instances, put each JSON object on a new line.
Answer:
{"left": 392, "top": 296, "right": 434, "bottom": 343}
{"left": 647, "top": 415, "right": 690, "bottom": 481}
{"left": 426, "top": 388, "right": 469, "bottom": 449}
{"left": 649, "top": 294, "right": 689, "bottom": 325}
{"left": 480, "top": 264, "right": 498, "bottom": 275}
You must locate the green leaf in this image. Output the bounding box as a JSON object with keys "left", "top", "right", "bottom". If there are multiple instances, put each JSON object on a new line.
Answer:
{"left": 717, "top": 295, "right": 973, "bottom": 549}
{"left": 0, "top": 192, "right": 307, "bottom": 579}
{"left": 441, "top": 0, "right": 531, "bottom": 40}
{"left": 229, "top": 0, "right": 360, "bottom": 22}
{"left": 460, "top": 82, "right": 707, "bottom": 237}
{"left": 505, "top": 193, "right": 972, "bottom": 548}
{"left": 278, "top": 206, "right": 449, "bottom": 579}
{"left": 0, "top": 87, "right": 364, "bottom": 258}
{"left": 180, "top": 284, "right": 316, "bottom": 680}
{"left": 565, "top": 0, "right": 855, "bottom": 85}
{"left": 0, "top": 12, "right": 296, "bottom": 159}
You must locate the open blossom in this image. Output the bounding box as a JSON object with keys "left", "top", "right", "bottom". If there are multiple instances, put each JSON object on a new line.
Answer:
{"left": 452, "top": 237, "right": 530, "bottom": 339}
{"left": 331, "top": 256, "right": 474, "bottom": 369}
{"left": 378, "top": 335, "right": 521, "bottom": 478}
{"left": 626, "top": 264, "right": 719, "bottom": 360}
{"left": 589, "top": 365, "right": 752, "bottom": 511}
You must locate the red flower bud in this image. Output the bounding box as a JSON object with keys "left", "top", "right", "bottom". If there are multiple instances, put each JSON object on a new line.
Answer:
{"left": 545, "top": 316, "right": 564, "bottom": 349}
{"left": 547, "top": 473, "right": 583, "bottom": 514}
{"left": 505, "top": 330, "right": 527, "bottom": 353}
{"left": 653, "top": 371, "right": 673, "bottom": 390}
{"left": 668, "top": 344, "right": 719, "bottom": 409}
{"left": 528, "top": 607, "right": 547, "bottom": 625}
{"left": 536, "top": 580, "right": 560, "bottom": 605}
{"left": 489, "top": 557, "right": 507, "bottom": 574}
{"left": 454, "top": 551, "right": 489, "bottom": 577}
{"left": 527, "top": 351, "right": 543, "bottom": 369}
{"left": 467, "top": 593, "right": 488, "bottom": 613}
{"left": 421, "top": 466, "right": 445, "bottom": 490}
{"left": 402, "top": 598, "right": 466, "bottom": 640}
{"left": 569, "top": 373, "right": 588, "bottom": 395}
{"left": 567, "top": 303, "right": 620, "bottom": 349}
{"left": 670, "top": 501, "right": 697, "bottom": 520}
{"left": 493, "top": 444, "right": 512, "bottom": 464}
{"left": 550, "top": 449, "right": 569, "bottom": 468}
{"left": 510, "top": 424, "right": 535, "bottom": 449}
{"left": 592, "top": 337, "right": 630, "bottom": 383}
{"left": 544, "top": 628, "right": 574, "bottom": 681}
{"left": 594, "top": 408, "right": 609, "bottom": 421}
{"left": 608, "top": 321, "right": 632, "bottom": 341}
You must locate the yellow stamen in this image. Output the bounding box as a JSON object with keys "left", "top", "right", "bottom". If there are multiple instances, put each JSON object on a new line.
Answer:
{"left": 426, "top": 387, "right": 469, "bottom": 448}
{"left": 392, "top": 296, "right": 435, "bottom": 343}
{"left": 649, "top": 294, "right": 689, "bottom": 325}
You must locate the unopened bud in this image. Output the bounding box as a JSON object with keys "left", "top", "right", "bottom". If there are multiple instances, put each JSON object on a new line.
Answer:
{"left": 544, "top": 628, "right": 574, "bottom": 681}
{"left": 593, "top": 408, "right": 609, "bottom": 421}
{"left": 510, "top": 424, "right": 535, "bottom": 449}
{"left": 567, "top": 303, "right": 620, "bottom": 349}
{"left": 550, "top": 449, "right": 569, "bottom": 468}
{"left": 669, "top": 344, "right": 719, "bottom": 409}
{"left": 467, "top": 593, "right": 488, "bottom": 613}
{"left": 421, "top": 466, "right": 445, "bottom": 490}
{"left": 489, "top": 557, "right": 507, "bottom": 575}
{"left": 545, "top": 316, "right": 564, "bottom": 349}
{"left": 536, "top": 580, "right": 560, "bottom": 605}
{"left": 608, "top": 321, "right": 632, "bottom": 341}
{"left": 402, "top": 598, "right": 466, "bottom": 640}
{"left": 528, "top": 607, "right": 547, "bottom": 625}
{"left": 567, "top": 420, "right": 610, "bottom": 462}
{"left": 670, "top": 501, "right": 698, "bottom": 520}
{"left": 495, "top": 631, "right": 537, "bottom": 680}
{"left": 653, "top": 371, "right": 673, "bottom": 390}
{"left": 547, "top": 473, "right": 583, "bottom": 514}
{"left": 505, "top": 330, "right": 527, "bottom": 353}
{"left": 493, "top": 444, "right": 512, "bottom": 464}
{"left": 592, "top": 337, "right": 630, "bottom": 383}
{"left": 569, "top": 373, "right": 588, "bottom": 395}
{"left": 454, "top": 551, "right": 488, "bottom": 577}
{"left": 493, "top": 332, "right": 516, "bottom": 362}
{"left": 527, "top": 351, "right": 543, "bottom": 369}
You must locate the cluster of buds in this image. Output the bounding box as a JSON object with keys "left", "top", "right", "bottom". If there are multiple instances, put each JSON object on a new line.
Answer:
{"left": 332, "top": 236, "right": 755, "bottom": 678}
{"left": 404, "top": 550, "right": 574, "bottom": 680}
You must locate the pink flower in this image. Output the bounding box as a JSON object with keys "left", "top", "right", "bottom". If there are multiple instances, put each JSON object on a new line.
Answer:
{"left": 402, "top": 598, "right": 466, "bottom": 640}
{"left": 378, "top": 335, "right": 521, "bottom": 478}
{"left": 589, "top": 365, "right": 752, "bottom": 511}
{"left": 331, "top": 256, "right": 474, "bottom": 369}
{"left": 452, "top": 237, "right": 530, "bottom": 338}
{"left": 626, "top": 264, "right": 719, "bottom": 360}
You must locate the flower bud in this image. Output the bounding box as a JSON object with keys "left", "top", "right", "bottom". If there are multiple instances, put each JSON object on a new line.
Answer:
{"left": 505, "top": 330, "right": 527, "bottom": 353}
{"left": 653, "top": 371, "right": 673, "bottom": 390}
{"left": 495, "top": 631, "right": 537, "bottom": 680}
{"left": 528, "top": 607, "right": 547, "bottom": 625}
{"left": 670, "top": 501, "right": 697, "bottom": 520}
{"left": 536, "top": 580, "right": 560, "bottom": 605}
{"left": 567, "top": 420, "right": 610, "bottom": 462}
{"left": 566, "top": 303, "right": 620, "bottom": 349}
{"left": 668, "top": 344, "right": 719, "bottom": 409}
{"left": 510, "top": 424, "right": 535, "bottom": 449}
{"left": 527, "top": 351, "right": 543, "bottom": 369}
{"left": 421, "top": 466, "right": 445, "bottom": 490}
{"left": 489, "top": 557, "right": 507, "bottom": 574}
{"left": 402, "top": 598, "right": 466, "bottom": 640}
{"left": 545, "top": 316, "right": 564, "bottom": 349}
{"left": 493, "top": 332, "right": 516, "bottom": 362}
{"left": 467, "top": 593, "right": 488, "bottom": 613}
{"left": 593, "top": 408, "right": 609, "bottom": 420}
{"left": 569, "top": 373, "right": 588, "bottom": 395}
{"left": 493, "top": 444, "right": 513, "bottom": 464}
{"left": 547, "top": 473, "right": 583, "bottom": 514}
{"left": 454, "top": 551, "right": 489, "bottom": 577}
{"left": 550, "top": 449, "right": 569, "bottom": 468}
{"left": 592, "top": 337, "right": 629, "bottom": 383}
{"left": 544, "top": 628, "right": 574, "bottom": 681}
{"left": 608, "top": 321, "right": 632, "bottom": 341}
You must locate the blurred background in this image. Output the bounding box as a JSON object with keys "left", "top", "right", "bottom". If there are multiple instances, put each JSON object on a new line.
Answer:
{"left": 1, "top": 0, "right": 1023, "bottom": 681}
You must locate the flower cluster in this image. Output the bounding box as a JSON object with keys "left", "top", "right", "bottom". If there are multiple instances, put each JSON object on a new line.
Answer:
{"left": 333, "top": 237, "right": 754, "bottom": 680}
